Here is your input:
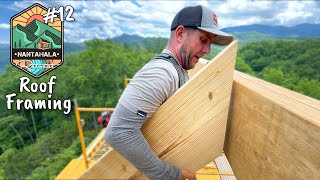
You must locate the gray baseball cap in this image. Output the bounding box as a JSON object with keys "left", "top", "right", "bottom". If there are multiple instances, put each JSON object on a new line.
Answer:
{"left": 171, "top": 5, "right": 234, "bottom": 46}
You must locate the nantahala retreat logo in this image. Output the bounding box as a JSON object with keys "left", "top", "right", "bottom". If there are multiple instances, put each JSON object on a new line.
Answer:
{"left": 10, "top": 3, "right": 64, "bottom": 78}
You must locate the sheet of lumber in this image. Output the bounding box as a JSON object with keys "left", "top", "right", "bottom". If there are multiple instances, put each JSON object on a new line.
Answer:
{"left": 143, "top": 40, "right": 237, "bottom": 172}
{"left": 224, "top": 70, "right": 320, "bottom": 180}
{"left": 131, "top": 62, "right": 210, "bottom": 180}
{"left": 79, "top": 40, "right": 238, "bottom": 179}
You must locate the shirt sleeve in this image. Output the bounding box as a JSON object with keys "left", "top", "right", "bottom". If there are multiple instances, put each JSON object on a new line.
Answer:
{"left": 119, "top": 60, "right": 179, "bottom": 120}
{"left": 105, "top": 60, "right": 181, "bottom": 179}
{"left": 105, "top": 103, "right": 181, "bottom": 179}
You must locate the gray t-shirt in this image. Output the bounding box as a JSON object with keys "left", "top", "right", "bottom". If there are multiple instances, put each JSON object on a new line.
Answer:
{"left": 119, "top": 49, "right": 189, "bottom": 119}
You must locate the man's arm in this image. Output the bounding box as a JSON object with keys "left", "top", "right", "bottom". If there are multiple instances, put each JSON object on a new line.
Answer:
{"left": 105, "top": 103, "right": 181, "bottom": 179}
{"left": 105, "top": 61, "right": 181, "bottom": 179}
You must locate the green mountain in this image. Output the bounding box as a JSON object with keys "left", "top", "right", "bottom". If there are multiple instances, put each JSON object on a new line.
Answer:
{"left": 128, "top": 37, "right": 168, "bottom": 53}
{"left": 232, "top": 32, "right": 280, "bottom": 47}
{"left": 25, "top": 20, "right": 60, "bottom": 40}
{"left": 64, "top": 42, "right": 85, "bottom": 54}
{"left": 222, "top": 23, "right": 320, "bottom": 38}
{"left": 12, "top": 24, "right": 37, "bottom": 48}
{"left": 0, "top": 43, "right": 9, "bottom": 73}
{"left": 12, "top": 20, "right": 61, "bottom": 49}
{"left": 110, "top": 33, "right": 144, "bottom": 43}
{"left": 5, "top": 23, "right": 320, "bottom": 74}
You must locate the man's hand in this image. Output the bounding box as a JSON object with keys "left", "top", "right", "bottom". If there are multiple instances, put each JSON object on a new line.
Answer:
{"left": 180, "top": 170, "right": 197, "bottom": 180}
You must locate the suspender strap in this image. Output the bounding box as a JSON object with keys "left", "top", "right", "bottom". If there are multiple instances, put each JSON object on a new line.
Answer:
{"left": 153, "top": 53, "right": 186, "bottom": 88}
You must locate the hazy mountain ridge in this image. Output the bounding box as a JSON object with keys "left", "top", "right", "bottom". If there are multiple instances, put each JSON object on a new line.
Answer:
{"left": 1, "top": 23, "right": 320, "bottom": 73}
{"left": 221, "top": 23, "right": 320, "bottom": 37}
{"left": 110, "top": 33, "right": 144, "bottom": 43}
{"left": 0, "top": 44, "right": 9, "bottom": 73}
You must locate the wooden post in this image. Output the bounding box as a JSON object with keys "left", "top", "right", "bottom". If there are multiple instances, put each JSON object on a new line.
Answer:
{"left": 74, "top": 100, "right": 89, "bottom": 169}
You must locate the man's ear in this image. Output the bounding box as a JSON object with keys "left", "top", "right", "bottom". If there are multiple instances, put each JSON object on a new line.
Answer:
{"left": 175, "top": 25, "right": 185, "bottom": 43}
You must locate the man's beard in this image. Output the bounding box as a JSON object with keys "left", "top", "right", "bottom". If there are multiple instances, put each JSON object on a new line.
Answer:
{"left": 180, "top": 45, "right": 193, "bottom": 70}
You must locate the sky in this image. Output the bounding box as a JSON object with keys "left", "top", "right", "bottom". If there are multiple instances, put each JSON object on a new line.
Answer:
{"left": 0, "top": 0, "right": 320, "bottom": 43}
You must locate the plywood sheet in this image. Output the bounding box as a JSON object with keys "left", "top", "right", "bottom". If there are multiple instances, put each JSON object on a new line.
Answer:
{"left": 224, "top": 71, "right": 320, "bottom": 180}
{"left": 79, "top": 41, "right": 238, "bottom": 179}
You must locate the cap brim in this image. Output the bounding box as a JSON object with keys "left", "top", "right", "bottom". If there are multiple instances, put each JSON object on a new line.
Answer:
{"left": 197, "top": 27, "right": 234, "bottom": 46}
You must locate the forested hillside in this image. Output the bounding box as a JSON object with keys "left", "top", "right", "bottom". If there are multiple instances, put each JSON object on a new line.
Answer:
{"left": 0, "top": 38, "right": 319, "bottom": 179}
{"left": 0, "top": 40, "right": 155, "bottom": 179}
{"left": 237, "top": 39, "right": 320, "bottom": 99}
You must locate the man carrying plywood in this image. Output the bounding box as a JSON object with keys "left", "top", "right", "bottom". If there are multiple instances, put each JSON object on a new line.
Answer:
{"left": 105, "top": 5, "right": 234, "bottom": 180}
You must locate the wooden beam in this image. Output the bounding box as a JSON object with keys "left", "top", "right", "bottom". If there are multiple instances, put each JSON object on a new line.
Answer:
{"left": 79, "top": 41, "right": 238, "bottom": 179}
{"left": 224, "top": 71, "right": 320, "bottom": 179}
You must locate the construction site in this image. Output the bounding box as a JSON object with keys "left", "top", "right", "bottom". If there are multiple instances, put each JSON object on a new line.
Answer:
{"left": 55, "top": 41, "right": 320, "bottom": 180}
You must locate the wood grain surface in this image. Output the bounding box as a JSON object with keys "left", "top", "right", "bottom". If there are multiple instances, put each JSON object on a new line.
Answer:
{"left": 224, "top": 71, "right": 320, "bottom": 180}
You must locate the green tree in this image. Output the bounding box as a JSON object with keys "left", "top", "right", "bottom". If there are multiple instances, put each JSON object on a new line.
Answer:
{"left": 262, "top": 68, "right": 284, "bottom": 85}
{"left": 0, "top": 115, "right": 28, "bottom": 152}
{"left": 235, "top": 57, "right": 255, "bottom": 75}
{"left": 293, "top": 78, "right": 320, "bottom": 99}
{"left": 238, "top": 38, "right": 320, "bottom": 100}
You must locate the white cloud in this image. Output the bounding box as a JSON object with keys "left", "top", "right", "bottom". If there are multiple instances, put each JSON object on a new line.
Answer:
{"left": 61, "top": 0, "right": 187, "bottom": 42}
{"left": 221, "top": 16, "right": 262, "bottom": 28}
{"left": 208, "top": 0, "right": 320, "bottom": 28}
{"left": 212, "top": 0, "right": 274, "bottom": 27}
{"left": 275, "top": 1, "right": 316, "bottom": 25}
{"left": 0, "top": 23, "right": 10, "bottom": 29}
{"left": 65, "top": 0, "right": 320, "bottom": 42}
{"left": 0, "top": 41, "right": 9, "bottom": 44}
{"left": 4, "top": 0, "right": 320, "bottom": 42}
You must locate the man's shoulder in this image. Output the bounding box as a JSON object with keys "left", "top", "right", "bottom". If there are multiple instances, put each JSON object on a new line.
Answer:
{"left": 142, "top": 59, "right": 178, "bottom": 76}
